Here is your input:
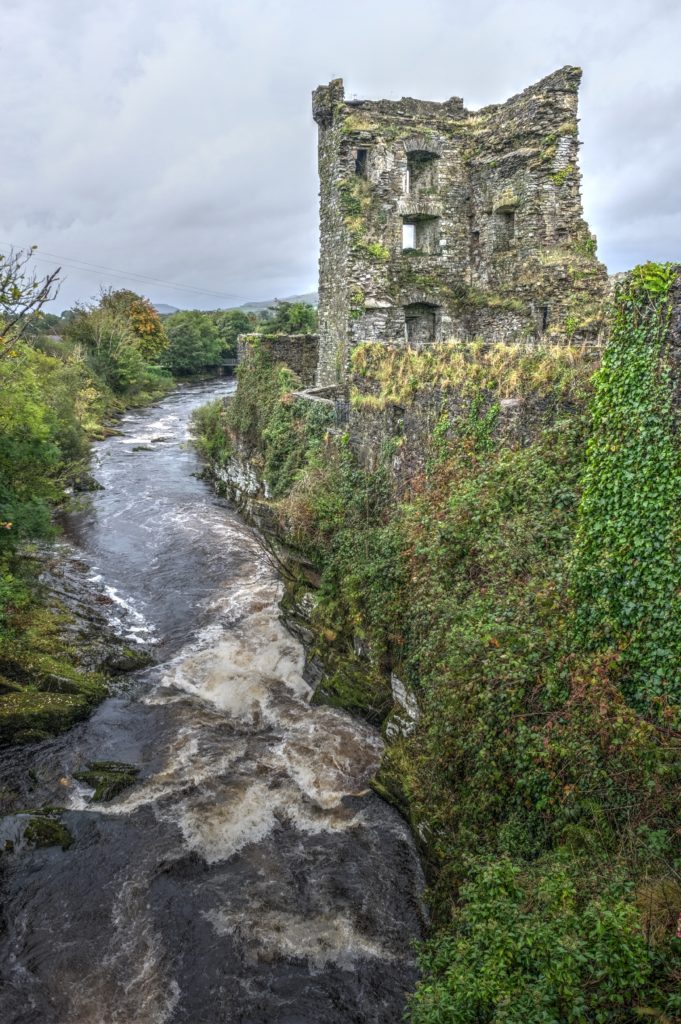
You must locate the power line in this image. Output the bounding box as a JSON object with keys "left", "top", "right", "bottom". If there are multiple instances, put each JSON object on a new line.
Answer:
{"left": 0, "top": 240, "right": 243, "bottom": 303}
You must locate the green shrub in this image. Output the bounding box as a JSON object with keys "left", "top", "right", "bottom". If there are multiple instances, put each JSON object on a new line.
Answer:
{"left": 193, "top": 340, "right": 334, "bottom": 496}
{"left": 410, "top": 858, "right": 652, "bottom": 1024}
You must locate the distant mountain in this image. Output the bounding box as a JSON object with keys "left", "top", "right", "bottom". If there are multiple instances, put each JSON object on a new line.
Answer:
{"left": 152, "top": 293, "right": 317, "bottom": 315}
{"left": 237, "top": 291, "right": 318, "bottom": 312}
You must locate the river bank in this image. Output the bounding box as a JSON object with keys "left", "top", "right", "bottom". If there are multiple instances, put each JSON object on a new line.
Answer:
{"left": 0, "top": 353, "right": 177, "bottom": 746}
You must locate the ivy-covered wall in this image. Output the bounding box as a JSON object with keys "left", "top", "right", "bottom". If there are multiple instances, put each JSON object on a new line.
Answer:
{"left": 573, "top": 262, "right": 681, "bottom": 719}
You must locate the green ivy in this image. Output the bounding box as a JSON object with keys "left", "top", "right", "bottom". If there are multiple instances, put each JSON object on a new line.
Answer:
{"left": 572, "top": 262, "right": 681, "bottom": 718}
{"left": 193, "top": 321, "right": 681, "bottom": 1019}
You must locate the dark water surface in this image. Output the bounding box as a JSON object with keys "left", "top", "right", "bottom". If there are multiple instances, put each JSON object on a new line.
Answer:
{"left": 0, "top": 381, "right": 424, "bottom": 1024}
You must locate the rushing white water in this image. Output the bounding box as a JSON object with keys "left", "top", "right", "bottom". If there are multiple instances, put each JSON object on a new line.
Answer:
{"left": 0, "top": 380, "right": 424, "bottom": 1024}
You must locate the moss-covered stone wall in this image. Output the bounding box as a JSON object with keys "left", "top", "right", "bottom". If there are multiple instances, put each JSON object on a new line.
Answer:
{"left": 237, "top": 333, "right": 319, "bottom": 387}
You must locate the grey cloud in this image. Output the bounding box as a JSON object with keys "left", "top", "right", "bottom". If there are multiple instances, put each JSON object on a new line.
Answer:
{"left": 0, "top": 0, "right": 679, "bottom": 311}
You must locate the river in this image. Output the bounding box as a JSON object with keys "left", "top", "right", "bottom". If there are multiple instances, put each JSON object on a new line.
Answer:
{"left": 0, "top": 380, "right": 425, "bottom": 1024}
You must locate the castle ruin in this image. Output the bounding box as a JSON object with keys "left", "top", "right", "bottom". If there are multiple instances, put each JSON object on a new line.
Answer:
{"left": 312, "top": 67, "right": 608, "bottom": 385}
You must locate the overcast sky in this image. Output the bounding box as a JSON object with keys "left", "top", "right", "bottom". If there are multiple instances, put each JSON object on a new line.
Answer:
{"left": 1, "top": 0, "right": 679, "bottom": 312}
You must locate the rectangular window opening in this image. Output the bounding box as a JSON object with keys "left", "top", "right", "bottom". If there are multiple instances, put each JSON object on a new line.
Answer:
{"left": 494, "top": 210, "right": 515, "bottom": 251}
{"left": 355, "top": 148, "right": 368, "bottom": 177}
{"left": 403, "top": 216, "right": 440, "bottom": 254}
{"left": 402, "top": 222, "right": 416, "bottom": 249}
{"left": 404, "top": 303, "right": 439, "bottom": 347}
{"left": 406, "top": 151, "right": 438, "bottom": 194}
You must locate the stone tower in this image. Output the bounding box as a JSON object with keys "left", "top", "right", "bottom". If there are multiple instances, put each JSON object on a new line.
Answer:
{"left": 312, "top": 67, "right": 607, "bottom": 385}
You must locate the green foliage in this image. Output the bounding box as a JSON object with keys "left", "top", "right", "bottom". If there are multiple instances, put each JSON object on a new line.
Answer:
{"left": 98, "top": 288, "right": 168, "bottom": 360}
{"left": 210, "top": 309, "right": 254, "bottom": 357}
{"left": 163, "top": 310, "right": 222, "bottom": 374}
{"left": 0, "top": 247, "right": 60, "bottom": 360}
{"left": 263, "top": 395, "right": 335, "bottom": 498}
{"left": 410, "top": 858, "right": 652, "bottom": 1024}
{"left": 551, "top": 164, "right": 575, "bottom": 186}
{"left": 21, "top": 310, "right": 64, "bottom": 339}
{"left": 192, "top": 340, "right": 334, "bottom": 497}
{"left": 350, "top": 340, "right": 593, "bottom": 409}
{"left": 359, "top": 241, "right": 390, "bottom": 262}
{"left": 196, "top": 314, "right": 681, "bottom": 1018}
{"left": 226, "top": 340, "right": 300, "bottom": 449}
{"left": 0, "top": 272, "right": 174, "bottom": 742}
{"left": 574, "top": 235, "right": 598, "bottom": 257}
{"left": 258, "top": 301, "right": 317, "bottom": 335}
{"left": 191, "top": 400, "right": 233, "bottom": 466}
{"left": 281, "top": 441, "right": 407, "bottom": 662}
{"left": 572, "top": 263, "right": 681, "bottom": 717}
{"left": 64, "top": 289, "right": 172, "bottom": 399}
{"left": 349, "top": 287, "right": 365, "bottom": 320}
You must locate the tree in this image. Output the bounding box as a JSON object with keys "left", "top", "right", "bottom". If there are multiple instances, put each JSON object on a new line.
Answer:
{"left": 258, "top": 301, "right": 317, "bottom": 335}
{"left": 63, "top": 288, "right": 170, "bottom": 395}
{"left": 211, "top": 309, "right": 255, "bottom": 358}
{"left": 99, "top": 288, "right": 168, "bottom": 359}
{"left": 0, "top": 248, "right": 60, "bottom": 359}
{"left": 22, "top": 311, "right": 64, "bottom": 339}
{"left": 163, "top": 311, "right": 222, "bottom": 374}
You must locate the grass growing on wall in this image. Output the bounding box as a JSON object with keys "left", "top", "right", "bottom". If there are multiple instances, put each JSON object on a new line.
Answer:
{"left": 350, "top": 340, "right": 595, "bottom": 410}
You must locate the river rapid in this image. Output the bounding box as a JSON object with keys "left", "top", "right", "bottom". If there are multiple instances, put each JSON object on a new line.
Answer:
{"left": 0, "top": 380, "right": 425, "bottom": 1024}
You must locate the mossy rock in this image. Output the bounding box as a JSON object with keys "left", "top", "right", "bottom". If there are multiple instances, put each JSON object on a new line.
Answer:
{"left": 74, "top": 761, "right": 140, "bottom": 802}
{"left": 371, "top": 745, "right": 413, "bottom": 821}
{"left": 103, "top": 646, "right": 154, "bottom": 674}
{"left": 311, "top": 660, "right": 392, "bottom": 724}
{"left": 0, "top": 690, "right": 95, "bottom": 746}
{"left": 24, "top": 815, "right": 73, "bottom": 850}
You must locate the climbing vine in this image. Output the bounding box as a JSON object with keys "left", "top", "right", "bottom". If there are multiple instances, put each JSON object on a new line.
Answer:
{"left": 572, "top": 262, "right": 681, "bottom": 718}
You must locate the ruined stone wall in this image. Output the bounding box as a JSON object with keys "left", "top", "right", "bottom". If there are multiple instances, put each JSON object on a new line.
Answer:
{"left": 343, "top": 383, "right": 574, "bottom": 492}
{"left": 313, "top": 68, "right": 608, "bottom": 385}
{"left": 312, "top": 80, "right": 353, "bottom": 385}
{"left": 237, "top": 333, "right": 319, "bottom": 387}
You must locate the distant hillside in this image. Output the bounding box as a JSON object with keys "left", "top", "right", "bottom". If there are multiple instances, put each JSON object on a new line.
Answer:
{"left": 237, "top": 291, "right": 318, "bottom": 312}
{"left": 152, "top": 293, "right": 317, "bottom": 315}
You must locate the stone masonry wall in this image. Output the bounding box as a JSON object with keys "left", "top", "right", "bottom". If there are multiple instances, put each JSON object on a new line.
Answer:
{"left": 343, "top": 383, "right": 577, "bottom": 493}
{"left": 237, "top": 333, "right": 319, "bottom": 387}
{"left": 313, "top": 68, "right": 608, "bottom": 386}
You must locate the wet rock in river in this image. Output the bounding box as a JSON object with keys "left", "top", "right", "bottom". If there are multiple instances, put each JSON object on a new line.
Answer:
{"left": 23, "top": 814, "right": 73, "bottom": 851}
{"left": 73, "top": 761, "right": 140, "bottom": 802}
